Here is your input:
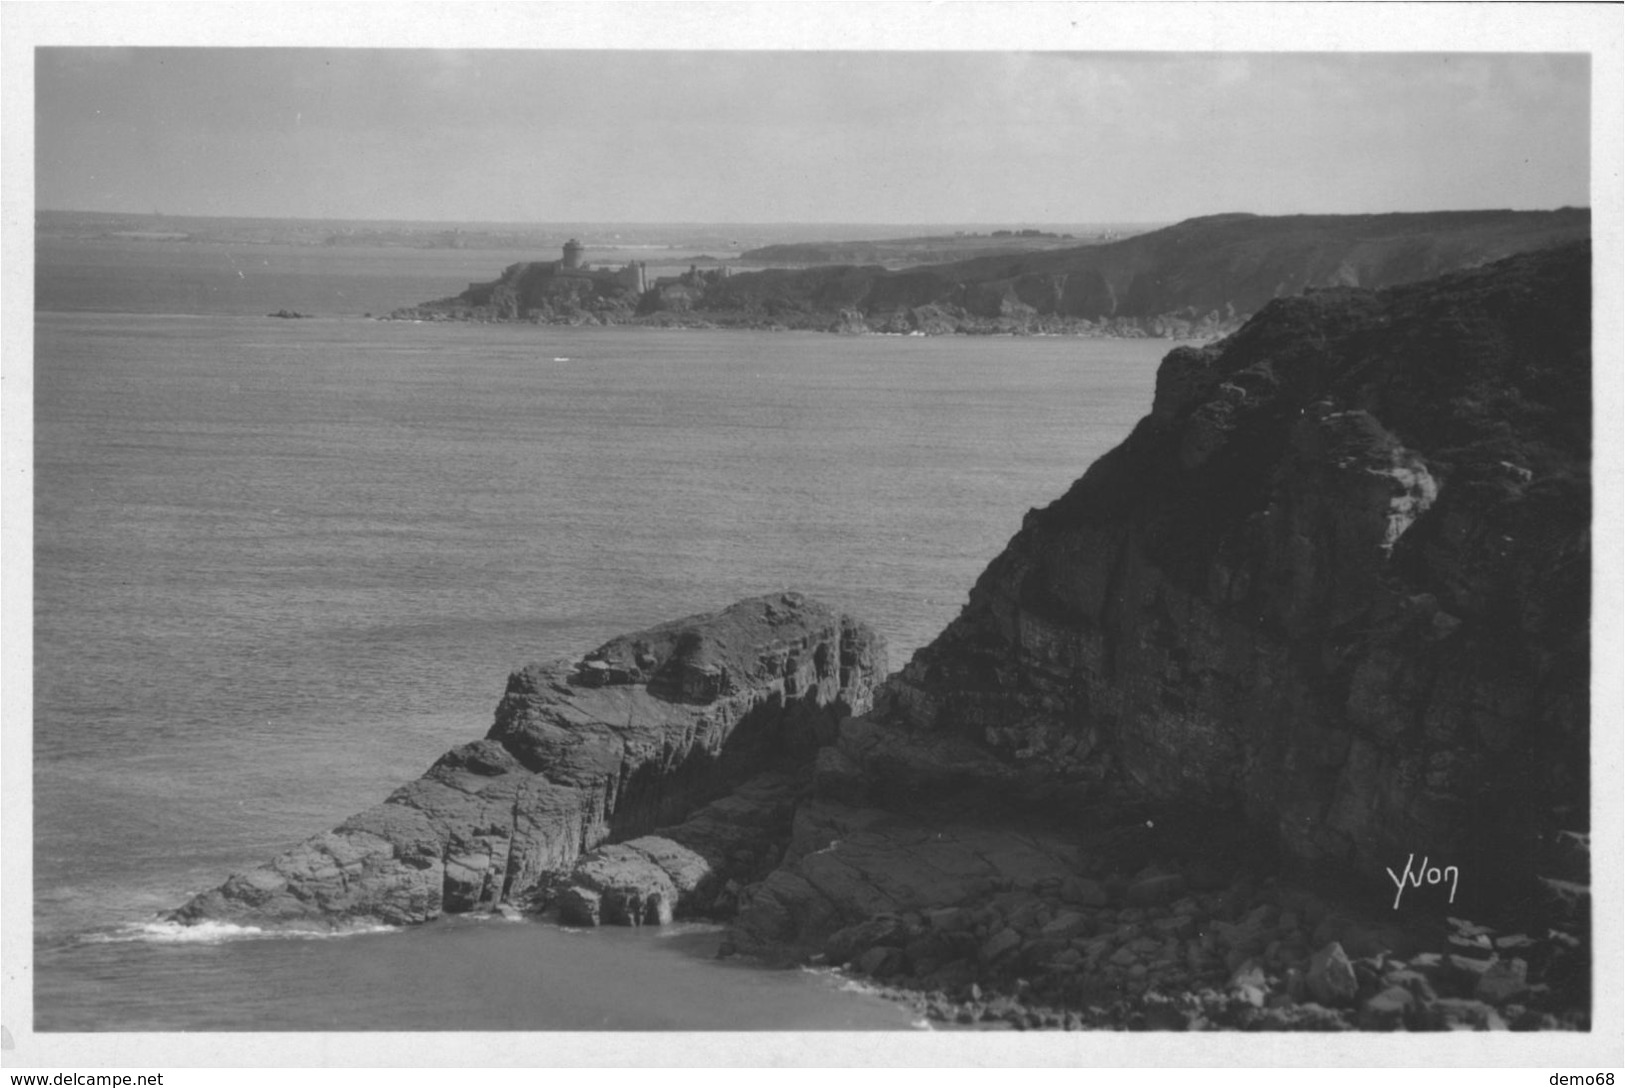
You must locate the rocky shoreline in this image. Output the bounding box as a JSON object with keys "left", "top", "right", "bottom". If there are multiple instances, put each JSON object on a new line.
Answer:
{"left": 755, "top": 853, "right": 1589, "bottom": 1032}
{"left": 381, "top": 298, "right": 1239, "bottom": 340}
{"left": 171, "top": 242, "right": 1592, "bottom": 1032}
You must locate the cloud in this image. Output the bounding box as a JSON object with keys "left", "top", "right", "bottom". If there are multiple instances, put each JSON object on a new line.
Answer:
{"left": 31, "top": 49, "right": 1592, "bottom": 221}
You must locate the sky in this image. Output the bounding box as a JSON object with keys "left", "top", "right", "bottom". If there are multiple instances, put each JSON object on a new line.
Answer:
{"left": 31, "top": 47, "right": 1592, "bottom": 225}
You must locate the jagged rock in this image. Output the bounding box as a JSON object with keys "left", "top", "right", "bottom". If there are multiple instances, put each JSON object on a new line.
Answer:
{"left": 557, "top": 885, "right": 603, "bottom": 927}
{"left": 552, "top": 773, "right": 802, "bottom": 926}
{"left": 170, "top": 594, "right": 884, "bottom": 927}
{"left": 1307, "top": 942, "right": 1359, "bottom": 1007}
{"left": 1060, "top": 877, "right": 1109, "bottom": 906}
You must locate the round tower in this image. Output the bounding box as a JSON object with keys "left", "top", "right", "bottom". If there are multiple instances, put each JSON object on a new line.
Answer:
{"left": 562, "top": 238, "right": 585, "bottom": 270}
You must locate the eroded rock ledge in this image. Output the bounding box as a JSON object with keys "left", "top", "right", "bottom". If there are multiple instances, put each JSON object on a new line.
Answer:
{"left": 170, "top": 593, "right": 884, "bottom": 927}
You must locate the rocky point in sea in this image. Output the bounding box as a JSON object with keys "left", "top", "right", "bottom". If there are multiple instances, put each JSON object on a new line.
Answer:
{"left": 170, "top": 593, "right": 886, "bottom": 928}
{"left": 175, "top": 242, "right": 1592, "bottom": 1031}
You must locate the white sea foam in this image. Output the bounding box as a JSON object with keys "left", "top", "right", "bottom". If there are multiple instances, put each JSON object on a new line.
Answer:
{"left": 83, "top": 919, "right": 399, "bottom": 945}
{"left": 652, "top": 921, "right": 725, "bottom": 938}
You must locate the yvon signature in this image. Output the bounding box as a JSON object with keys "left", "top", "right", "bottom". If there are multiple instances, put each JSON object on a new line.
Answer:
{"left": 1386, "top": 853, "right": 1459, "bottom": 910}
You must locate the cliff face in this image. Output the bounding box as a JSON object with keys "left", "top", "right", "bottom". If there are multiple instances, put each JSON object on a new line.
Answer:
{"left": 878, "top": 242, "right": 1591, "bottom": 903}
{"left": 171, "top": 594, "right": 885, "bottom": 927}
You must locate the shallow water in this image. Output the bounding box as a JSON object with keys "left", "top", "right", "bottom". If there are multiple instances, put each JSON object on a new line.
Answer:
{"left": 31, "top": 239, "right": 1170, "bottom": 1030}
{"left": 37, "top": 917, "right": 925, "bottom": 1032}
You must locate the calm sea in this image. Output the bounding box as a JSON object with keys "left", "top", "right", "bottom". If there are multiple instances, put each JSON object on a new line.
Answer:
{"left": 30, "top": 237, "right": 1168, "bottom": 1031}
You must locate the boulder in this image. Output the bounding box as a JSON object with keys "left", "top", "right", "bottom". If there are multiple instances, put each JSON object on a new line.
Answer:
{"left": 557, "top": 885, "right": 602, "bottom": 927}
{"left": 1307, "top": 942, "right": 1359, "bottom": 1007}
{"left": 1475, "top": 958, "right": 1530, "bottom": 1004}
{"left": 1228, "top": 959, "right": 1270, "bottom": 1007}
{"left": 552, "top": 773, "right": 802, "bottom": 926}
{"left": 980, "top": 927, "right": 1023, "bottom": 963}
{"left": 1361, "top": 986, "right": 1415, "bottom": 1030}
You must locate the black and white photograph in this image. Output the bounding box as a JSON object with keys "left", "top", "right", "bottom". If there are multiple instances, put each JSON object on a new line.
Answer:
{"left": 3, "top": 2, "right": 1620, "bottom": 1074}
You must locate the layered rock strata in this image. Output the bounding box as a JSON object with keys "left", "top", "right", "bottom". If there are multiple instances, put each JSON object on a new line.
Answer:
{"left": 170, "top": 593, "right": 884, "bottom": 927}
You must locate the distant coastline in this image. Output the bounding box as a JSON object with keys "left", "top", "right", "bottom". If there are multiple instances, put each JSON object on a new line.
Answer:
{"left": 381, "top": 208, "right": 1591, "bottom": 341}
{"left": 36, "top": 209, "right": 1158, "bottom": 260}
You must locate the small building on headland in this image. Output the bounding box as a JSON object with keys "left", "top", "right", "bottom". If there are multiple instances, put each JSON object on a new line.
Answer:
{"left": 453, "top": 240, "right": 735, "bottom": 317}
{"left": 550, "top": 238, "right": 648, "bottom": 295}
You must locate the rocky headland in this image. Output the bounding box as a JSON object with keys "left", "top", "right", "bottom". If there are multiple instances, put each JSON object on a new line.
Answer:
{"left": 176, "top": 241, "right": 1592, "bottom": 1031}
{"left": 386, "top": 208, "right": 1589, "bottom": 339}
{"left": 171, "top": 594, "right": 885, "bottom": 928}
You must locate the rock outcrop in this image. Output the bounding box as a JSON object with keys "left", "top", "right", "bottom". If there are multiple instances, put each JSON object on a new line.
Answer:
{"left": 170, "top": 593, "right": 885, "bottom": 927}
{"left": 392, "top": 260, "right": 643, "bottom": 325}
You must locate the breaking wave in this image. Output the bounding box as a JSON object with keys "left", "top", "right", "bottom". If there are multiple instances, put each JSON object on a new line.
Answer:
{"left": 81, "top": 918, "right": 400, "bottom": 945}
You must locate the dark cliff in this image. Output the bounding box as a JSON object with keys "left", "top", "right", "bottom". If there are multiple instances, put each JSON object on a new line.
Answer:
{"left": 878, "top": 241, "right": 1590, "bottom": 904}
{"left": 717, "top": 243, "right": 1591, "bottom": 1030}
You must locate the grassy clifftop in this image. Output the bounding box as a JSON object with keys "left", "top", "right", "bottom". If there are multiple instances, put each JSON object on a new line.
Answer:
{"left": 700, "top": 208, "right": 1590, "bottom": 335}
